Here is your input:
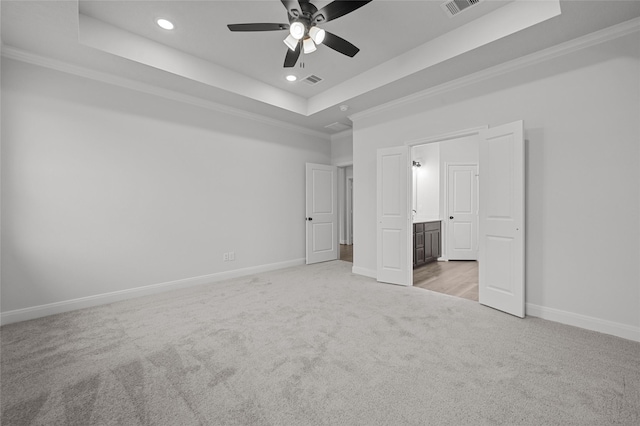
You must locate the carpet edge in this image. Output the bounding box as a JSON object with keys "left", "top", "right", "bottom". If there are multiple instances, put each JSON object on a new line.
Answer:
{"left": 0, "top": 258, "right": 305, "bottom": 326}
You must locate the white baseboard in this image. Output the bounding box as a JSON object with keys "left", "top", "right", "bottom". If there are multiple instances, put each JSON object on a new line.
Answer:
{"left": 339, "top": 239, "right": 346, "bottom": 245}
{"left": 0, "top": 258, "right": 305, "bottom": 326}
{"left": 352, "top": 266, "right": 377, "bottom": 279}
{"left": 526, "top": 303, "right": 640, "bottom": 342}
{"left": 6, "top": 262, "right": 637, "bottom": 344}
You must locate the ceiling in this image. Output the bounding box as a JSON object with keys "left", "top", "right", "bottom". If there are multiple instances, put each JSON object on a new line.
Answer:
{"left": 78, "top": 0, "right": 514, "bottom": 98}
{"left": 2, "top": 1, "right": 640, "bottom": 137}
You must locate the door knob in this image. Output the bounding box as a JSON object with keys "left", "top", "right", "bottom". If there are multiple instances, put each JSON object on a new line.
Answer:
{"left": 307, "top": 217, "right": 313, "bottom": 221}
{"left": 449, "top": 216, "right": 454, "bottom": 219}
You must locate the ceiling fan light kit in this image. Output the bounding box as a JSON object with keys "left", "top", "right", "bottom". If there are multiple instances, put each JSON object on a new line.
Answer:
{"left": 284, "top": 34, "right": 299, "bottom": 51}
{"left": 308, "top": 26, "right": 326, "bottom": 44}
{"left": 227, "top": 0, "right": 372, "bottom": 68}
{"left": 289, "top": 21, "right": 306, "bottom": 39}
{"left": 303, "top": 37, "right": 317, "bottom": 54}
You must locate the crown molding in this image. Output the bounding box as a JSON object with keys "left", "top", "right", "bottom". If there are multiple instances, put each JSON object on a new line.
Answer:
{"left": 0, "top": 45, "right": 330, "bottom": 141}
{"left": 309, "top": 0, "right": 562, "bottom": 116}
{"left": 350, "top": 17, "right": 640, "bottom": 122}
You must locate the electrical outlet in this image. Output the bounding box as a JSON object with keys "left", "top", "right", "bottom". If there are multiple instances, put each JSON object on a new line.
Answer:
{"left": 229, "top": 251, "right": 235, "bottom": 261}
{"left": 223, "top": 252, "right": 229, "bottom": 261}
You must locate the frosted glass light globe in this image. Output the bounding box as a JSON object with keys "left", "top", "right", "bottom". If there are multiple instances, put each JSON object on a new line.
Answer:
{"left": 289, "top": 21, "right": 305, "bottom": 40}
{"left": 309, "top": 26, "right": 325, "bottom": 44}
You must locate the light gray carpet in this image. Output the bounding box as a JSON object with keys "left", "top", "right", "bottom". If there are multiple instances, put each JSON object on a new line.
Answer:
{"left": 1, "top": 261, "right": 639, "bottom": 425}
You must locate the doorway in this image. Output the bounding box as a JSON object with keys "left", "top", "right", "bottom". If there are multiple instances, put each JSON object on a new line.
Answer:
{"left": 411, "top": 135, "right": 479, "bottom": 301}
{"left": 304, "top": 163, "right": 353, "bottom": 265}
{"left": 377, "top": 121, "right": 525, "bottom": 317}
{"left": 338, "top": 165, "right": 353, "bottom": 263}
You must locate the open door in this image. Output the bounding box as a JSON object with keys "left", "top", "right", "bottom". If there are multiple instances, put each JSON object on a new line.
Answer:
{"left": 377, "top": 146, "right": 412, "bottom": 286}
{"left": 347, "top": 177, "right": 354, "bottom": 245}
{"left": 306, "top": 163, "right": 338, "bottom": 264}
{"left": 478, "top": 121, "right": 525, "bottom": 317}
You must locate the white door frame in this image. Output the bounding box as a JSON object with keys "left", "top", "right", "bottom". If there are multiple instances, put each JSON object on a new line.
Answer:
{"left": 404, "top": 126, "right": 488, "bottom": 286}
{"left": 404, "top": 125, "right": 489, "bottom": 285}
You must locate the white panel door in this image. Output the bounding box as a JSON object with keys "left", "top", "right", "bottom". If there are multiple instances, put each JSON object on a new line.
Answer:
{"left": 447, "top": 164, "right": 478, "bottom": 260}
{"left": 347, "top": 177, "right": 354, "bottom": 245}
{"left": 479, "top": 121, "right": 525, "bottom": 318}
{"left": 377, "top": 146, "right": 411, "bottom": 286}
{"left": 306, "top": 163, "right": 338, "bottom": 264}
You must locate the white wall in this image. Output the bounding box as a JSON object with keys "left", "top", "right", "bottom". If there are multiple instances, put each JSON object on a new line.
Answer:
{"left": 412, "top": 143, "right": 440, "bottom": 222}
{"left": 1, "top": 59, "right": 330, "bottom": 317}
{"left": 331, "top": 130, "right": 353, "bottom": 166}
{"left": 352, "top": 32, "right": 640, "bottom": 339}
{"left": 439, "top": 136, "right": 479, "bottom": 164}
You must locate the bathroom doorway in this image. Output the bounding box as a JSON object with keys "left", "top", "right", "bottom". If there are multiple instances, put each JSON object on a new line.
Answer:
{"left": 411, "top": 135, "right": 479, "bottom": 301}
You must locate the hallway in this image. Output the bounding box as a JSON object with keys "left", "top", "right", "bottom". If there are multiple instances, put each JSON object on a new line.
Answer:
{"left": 339, "top": 244, "right": 353, "bottom": 263}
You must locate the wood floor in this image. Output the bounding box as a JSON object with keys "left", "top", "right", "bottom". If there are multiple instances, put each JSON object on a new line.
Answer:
{"left": 413, "top": 260, "right": 479, "bottom": 302}
{"left": 339, "top": 245, "right": 476, "bottom": 302}
{"left": 339, "top": 244, "right": 353, "bottom": 263}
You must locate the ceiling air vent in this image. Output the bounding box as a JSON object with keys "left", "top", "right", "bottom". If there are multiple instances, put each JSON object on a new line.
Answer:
{"left": 302, "top": 74, "right": 323, "bottom": 85}
{"left": 441, "top": 0, "right": 483, "bottom": 17}
{"left": 325, "top": 122, "right": 352, "bottom": 132}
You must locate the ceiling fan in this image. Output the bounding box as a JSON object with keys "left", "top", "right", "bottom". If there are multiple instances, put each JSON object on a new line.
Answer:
{"left": 227, "top": 0, "right": 372, "bottom": 68}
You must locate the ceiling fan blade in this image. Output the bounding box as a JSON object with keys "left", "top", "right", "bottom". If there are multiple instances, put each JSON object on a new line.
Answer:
{"left": 284, "top": 43, "right": 301, "bottom": 67}
{"left": 280, "top": 0, "right": 303, "bottom": 18}
{"left": 322, "top": 31, "right": 360, "bottom": 57}
{"left": 312, "top": 1, "right": 372, "bottom": 24}
{"left": 227, "top": 23, "right": 289, "bottom": 32}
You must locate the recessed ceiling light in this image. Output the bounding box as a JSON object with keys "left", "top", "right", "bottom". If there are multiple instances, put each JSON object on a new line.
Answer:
{"left": 156, "top": 18, "right": 174, "bottom": 30}
{"left": 286, "top": 75, "right": 297, "bottom": 82}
